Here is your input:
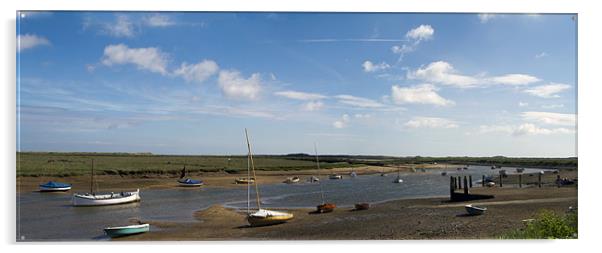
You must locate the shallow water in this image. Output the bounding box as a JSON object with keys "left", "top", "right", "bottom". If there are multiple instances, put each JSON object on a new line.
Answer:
{"left": 16, "top": 165, "right": 550, "bottom": 241}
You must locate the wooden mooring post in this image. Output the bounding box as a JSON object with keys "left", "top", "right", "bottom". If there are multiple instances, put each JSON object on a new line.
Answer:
{"left": 450, "top": 176, "right": 454, "bottom": 196}
{"left": 482, "top": 175, "right": 485, "bottom": 187}
{"left": 518, "top": 174, "right": 522, "bottom": 188}
{"left": 469, "top": 175, "right": 473, "bottom": 188}
{"left": 538, "top": 173, "right": 542, "bottom": 188}
{"left": 463, "top": 176, "right": 469, "bottom": 195}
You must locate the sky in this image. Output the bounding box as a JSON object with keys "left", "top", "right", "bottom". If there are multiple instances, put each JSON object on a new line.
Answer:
{"left": 16, "top": 12, "right": 577, "bottom": 157}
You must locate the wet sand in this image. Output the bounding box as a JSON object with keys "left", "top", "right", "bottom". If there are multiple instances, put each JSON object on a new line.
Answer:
{"left": 119, "top": 186, "right": 577, "bottom": 240}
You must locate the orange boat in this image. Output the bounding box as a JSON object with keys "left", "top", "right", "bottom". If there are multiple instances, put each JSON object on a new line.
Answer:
{"left": 317, "top": 203, "right": 336, "bottom": 213}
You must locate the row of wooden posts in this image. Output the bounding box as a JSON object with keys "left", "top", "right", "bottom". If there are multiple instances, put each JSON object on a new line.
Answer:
{"left": 450, "top": 173, "right": 543, "bottom": 191}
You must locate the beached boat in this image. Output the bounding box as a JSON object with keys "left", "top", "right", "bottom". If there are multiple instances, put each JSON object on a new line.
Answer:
{"left": 354, "top": 203, "right": 370, "bottom": 210}
{"left": 178, "top": 178, "right": 204, "bottom": 187}
{"left": 313, "top": 143, "right": 337, "bottom": 214}
{"left": 393, "top": 168, "right": 403, "bottom": 183}
{"left": 307, "top": 176, "right": 320, "bottom": 183}
{"left": 39, "top": 181, "right": 71, "bottom": 192}
{"left": 104, "top": 223, "right": 149, "bottom": 238}
{"left": 465, "top": 204, "right": 487, "bottom": 215}
{"left": 235, "top": 177, "right": 255, "bottom": 184}
{"left": 486, "top": 182, "right": 496, "bottom": 187}
{"left": 72, "top": 159, "right": 141, "bottom": 207}
{"left": 329, "top": 174, "right": 343, "bottom": 180}
{"left": 283, "top": 176, "right": 300, "bottom": 184}
{"left": 243, "top": 129, "right": 294, "bottom": 227}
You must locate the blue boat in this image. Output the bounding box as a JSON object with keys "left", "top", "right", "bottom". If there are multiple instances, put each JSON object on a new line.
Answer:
{"left": 39, "top": 181, "right": 71, "bottom": 192}
{"left": 178, "top": 178, "right": 203, "bottom": 187}
{"left": 104, "top": 223, "right": 150, "bottom": 238}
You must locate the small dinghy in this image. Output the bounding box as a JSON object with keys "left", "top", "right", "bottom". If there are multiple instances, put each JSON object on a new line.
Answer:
{"left": 39, "top": 181, "right": 71, "bottom": 192}
{"left": 329, "top": 174, "right": 342, "bottom": 180}
{"left": 235, "top": 177, "right": 255, "bottom": 184}
{"left": 178, "top": 178, "right": 203, "bottom": 187}
{"left": 354, "top": 203, "right": 370, "bottom": 211}
{"left": 104, "top": 223, "right": 149, "bottom": 238}
{"left": 486, "top": 182, "right": 496, "bottom": 187}
{"left": 393, "top": 177, "right": 403, "bottom": 183}
{"left": 465, "top": 204, "right": 487, "bottom": 215}
{"left": 316, "top": 203, "right": 336, "bottom": 213}
{"left": 283, "top": 176, "right": 300, "bottom": 184}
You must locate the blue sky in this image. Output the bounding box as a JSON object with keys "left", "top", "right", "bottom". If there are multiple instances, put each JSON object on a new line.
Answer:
{"left": 16, "top": 12, "right": 577, "bottom": 157}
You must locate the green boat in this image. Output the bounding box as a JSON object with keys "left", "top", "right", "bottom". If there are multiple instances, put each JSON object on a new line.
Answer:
{"left": 104, "top": 223, "right": 149, "bottom": 238}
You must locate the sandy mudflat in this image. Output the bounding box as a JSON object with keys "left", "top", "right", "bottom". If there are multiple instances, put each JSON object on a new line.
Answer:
{"left": 118, "top": 186, "right": 577, "bottom": 240}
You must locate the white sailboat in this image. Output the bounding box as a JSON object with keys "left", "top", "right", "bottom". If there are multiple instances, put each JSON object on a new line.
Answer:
{"left": 244, "top": 129, "right": 294, "bottom": 226}
{"left": 72, "top": 159, "right": 140, "bottom": 207}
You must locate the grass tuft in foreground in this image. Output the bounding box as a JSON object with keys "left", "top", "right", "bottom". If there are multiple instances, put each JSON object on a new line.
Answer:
{"left": 502, "top": 208, "right": 577, "bottom": 239}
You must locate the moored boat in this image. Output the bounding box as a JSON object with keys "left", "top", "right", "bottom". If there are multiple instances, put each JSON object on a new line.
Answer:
{"left": 104, "top": 223, "right": 149, "bottom": 238}
{"left": 354, "top": 203, "right": 370, "bottom": 211}
{"left": 350, "top": 171, "right": 357, "bottom": 177}
{"left": 72, "top": 159, "right": 141, "bottom": 207}
{"left": 39, "top": 181, "right": 71, "bottom": 192}
{"left": 329, "top": 174, "right": 343, "bottom": 180}
{"left": 243, "top": 129, "right": 294, "bottom": 227}
{"left": 283, "top": 176, "right": 300, "bottom": 184}
{"left": 307, "top": 176, "right": 320, "bottom": 183}
{"left": 178, "top": 178, "right": 203, "bottom": 187}
{"left": 465, "top": 204, "right": 487, "bottom": 215}
{"left": 393, "top": 167, "right": 403, "bottom": 183}
{"left": 235, "top": 177, "right": 255, "bottom": 184}
{"left": 317, "top": 203, "right": 336, "bottom": 213}
{"left": 73, "top": 190, "right": 140, "bottom": 206}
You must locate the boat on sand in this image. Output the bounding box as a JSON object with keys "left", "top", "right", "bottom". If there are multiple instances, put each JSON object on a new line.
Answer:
{"left": 235, "top": 177, "right": 255, "bottom": 184}
{"left": 39, "top": 181, "right": 71, "bottom": 192}
{"left": 283, "top": 177, "right": 300, "bottom": 184}
{"left": 314, "top": 143, "right": 336, "bottom": 213}
{"left": 104, "top": 223, "right": 149, "bottom": 238}
{"left": 244, "top": 129, "right": 294, "bottom": 227}
{"left": 465, "top": 204, "right": 487, "bottom": 215}
{"left": 178, "top": 178, "right": 204, "bottom": 187}
{"left": 329, "top": 174, "right": 343, "bottom": 180}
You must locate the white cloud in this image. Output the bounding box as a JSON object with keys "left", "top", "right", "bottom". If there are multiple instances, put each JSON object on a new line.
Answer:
{"left": 333, "top": 114, "right": 350, "bottom": 129}
{"left": 302, "top": 101, "right": 324, "bottom": 111}
{"left": 391, "top": 84, "right": 455, "bottom": 106}
{"left": 512, "top": 123, "right": 574, "bottom": 136}
{"left": 362, "top": 60, "right": 390, "bottom": 72}
{"left": 518, "top": 101, "right": 529, "bottom": 107}
{"left": 143, "top": 14, "right": 175, "bottom": 27}
{"left": 541, "top": 104, "right": 564, "bottom": 109}
{"left": 478, "top": 14, "right": 497, "bottom": 23}
{"left": 478, "top": 123, "right": 574, "bottom": 136}
{"left": 101, "top": 44, "right": 169, "bottom": 75}
{"left": 274, "top": 90, "right": 328, "bottom": 100}
{"left": 404, "top": 117, "right": 458, "bottom": 129}
{"left": 391, "top": 44, "right": 413, "bottom": 54}
{"left": 407, "top": 61, "right": 540, "bottom": 88}
{"left": 105, "top": 15, "right": 135, "bottom": 38}
{"left": 524, "top": 83, "right": 571, "bottom": 98}
{"left": 217, "top": 70, "right": 262, "bottom": 100}
{"left": 354, "top": 113, "right": 371, "bottom": 119}
{"left": 521, "top": 111, "right": 576, "bottom": 126}
{"left": 335, "top": 95, "right": 385, "bottom": 108}
{"left": 173, "top": 60, "right": 219, "bottom": 83}
{"left": 405, "top": 25, "right": 434, "bottom": 42}
{"left": 407, "top": 61, "right": 480, "bottom": 88}
{"left": 18, "top": 34, "right": 50, "bottom": 52}
{"left": 487, "top": 74, "right": 541, "bottom": 86}
{"left": 535, "top": 52, "right": 548, "bottom": 59}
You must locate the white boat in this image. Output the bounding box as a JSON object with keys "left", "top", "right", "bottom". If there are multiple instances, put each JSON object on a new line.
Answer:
{"left": 486, "top": 182, "right": 496, "bottom": 187}
{"left": 283, "top": 176, "right": 300, "bottom": 184}
{"left": 73, "top": 189, "right": 140, "bottom": 206}
{"left": 329, "top": 174, "right": 343, "bottom": 180}
{"left": 307, "top": 176, "right": 320, "bottom": 183}
{"left": 72, "top": 159, "right": 141, "bottom": 207}
{"left": 465, "top": 204, "right": 487, "bottom": 215}
{"left": 393, "top": 168, "right": 403, "bottom": 183}
{"left": 243, "top": 129, "right": 294, "bottom": 226}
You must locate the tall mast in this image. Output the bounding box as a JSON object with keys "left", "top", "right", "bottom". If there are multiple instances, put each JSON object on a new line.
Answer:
{"left": 314, "top": 143, "right": 326, "bottom": 205}
{"left": 245, "top": 129, "right": 261, "bottom": 210}
{"left": 90, "top": 158, "right": 95, "bottom": 194}
{"left": 246, "top": 149, "right": 250, "bottom": 214}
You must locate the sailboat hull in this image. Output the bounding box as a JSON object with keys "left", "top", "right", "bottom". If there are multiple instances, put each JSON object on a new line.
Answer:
{"left": 247, "top": 215, "right": 293, "bottom": 226}
{"left": 72, "top": 189, "right": 140, "bottom": 206}
{"left": 316, "top": 203, "right": 336, "bottom": 213}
